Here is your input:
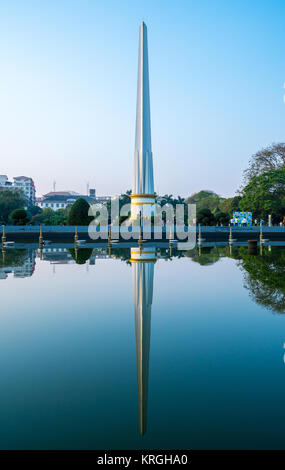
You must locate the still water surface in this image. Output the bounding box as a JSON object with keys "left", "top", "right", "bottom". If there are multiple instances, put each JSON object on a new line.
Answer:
{"left": 0, "top": 244, "right": 285, "bottom": 449}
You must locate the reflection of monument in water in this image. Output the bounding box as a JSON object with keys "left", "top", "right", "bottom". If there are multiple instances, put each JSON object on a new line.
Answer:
{"left": 130, "top": 246, "right": 156, "bottom": 435}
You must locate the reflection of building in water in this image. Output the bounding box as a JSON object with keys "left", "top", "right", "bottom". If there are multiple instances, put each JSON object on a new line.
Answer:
{"left": 0, "top": 250, "right": 36, "bottom": 279}
{"left": 14, "top": 250, "right": 36, "bottom": 277}
{"left": 44, "top": 248, "right": 98, "bottom": 266}
{"left": 41, "top": 248, "right": 74, "bottom": 264}
{"left": 0, "top": 269, "right": 10, "bottom": 280}
{"left": 130, "top": 247, "right": 156, "bottom": 436}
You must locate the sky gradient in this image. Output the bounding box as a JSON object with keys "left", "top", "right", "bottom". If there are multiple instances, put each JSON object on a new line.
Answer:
{"left": 0, "top": 0, "right": 285, "bottom": 198}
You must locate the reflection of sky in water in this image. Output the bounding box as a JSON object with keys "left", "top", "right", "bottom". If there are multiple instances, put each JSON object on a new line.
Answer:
{"left": 0, "top": 246, "right": 285, "bottom": 449}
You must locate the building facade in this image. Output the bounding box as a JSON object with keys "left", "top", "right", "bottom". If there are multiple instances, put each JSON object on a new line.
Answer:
{"left": 37, "top": 190, "right": 98, "bottom": 211}
{"left": 0, "top": 175, "right": 13, "bottom": 189}
{"left": 13, "top": 176, "right": 36, "bottom": 205}
{"left": 0, "top": 175, "right": 36, "bottom": 205}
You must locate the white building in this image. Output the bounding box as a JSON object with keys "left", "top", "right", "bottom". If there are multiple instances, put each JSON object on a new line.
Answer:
{"left": 13, "top": 176, "right": 36, "bottom": 205}
{"left": 37, "top": 190, "right": 98, "bottom": 211}
{"left": 0, "top": 175, "right": 13, "bottom": 189}
{"left": 37, "top": 191, "right": 79, "bottom": 210}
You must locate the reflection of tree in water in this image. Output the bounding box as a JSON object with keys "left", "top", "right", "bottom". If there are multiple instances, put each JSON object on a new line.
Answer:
{"left": 68, "top": 248, "right": 93, "bottom": 265}
{"left": 2, "top": 246, "right": 285, "bottom": 313}
{"left": 236, "top": 246, "right": 285, "bottom": 314}
{"left": 109, "top": 248, "right": 132, "bottom": 264}
{"left": 0, "top": 249, "right": 29, "bottom": 267}
{"left": 185, "top": 246, "right": 221, "bottom": 266}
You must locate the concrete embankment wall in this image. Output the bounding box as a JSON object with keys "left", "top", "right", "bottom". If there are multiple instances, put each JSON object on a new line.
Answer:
{"left": 2, "top": 225, "right": 285, "bottom": 243}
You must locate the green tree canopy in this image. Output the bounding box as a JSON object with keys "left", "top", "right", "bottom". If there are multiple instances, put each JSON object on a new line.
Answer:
{"left": 69, "top": 248, "right": 93, "bottom": 264}
{"left": 0, "top": 249, "right": 29, "bottom": 268}
{"left": 239, "top": 168, "right": 285, "bottom": 222}
{"left": 196, "top": 208, "right": 216, "bottom": 226}
{"left": 185, "top": 246, "right": 222, "bottom": 266}
{"left": 10, "top": 209, "right": 30, "bottom": 225}
{"left": 214, "top": 211, "right": 230, "bottom": 225}
{"left": 237, "top": 246, "right": 285, "bottom": 313}
{"left": 31, "top": 208, "right": 68, "bottom": 225}
{"left": 0, "top": 190, "right": 26, "bottom": 224}
{"left": 67, "top": 198, "right": 93, "bottom": 226}
{"left": 27, "top": 205, "right": 42, "bottom": 218}
{"left": 186, "top": 190, "right": 224, "bottom": 213}
{"left": 218, "top": 196, "right": 241, "bottom": 216}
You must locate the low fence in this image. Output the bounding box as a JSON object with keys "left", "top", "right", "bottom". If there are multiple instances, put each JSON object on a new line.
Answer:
{"left": 1, "top": 225, "right": 285, "bottom": 244}
{"left": 2, "top": 225, "right": 285, "bottom": 233}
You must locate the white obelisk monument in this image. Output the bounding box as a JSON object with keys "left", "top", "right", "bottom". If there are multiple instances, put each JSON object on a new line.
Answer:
{"left": 131, "top": 22, "right": 155, "bottom": 218}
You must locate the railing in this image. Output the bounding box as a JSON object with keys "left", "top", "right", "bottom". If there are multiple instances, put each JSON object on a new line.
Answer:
{"left": 2, "top": 225, "right": 285, "bottom": 233}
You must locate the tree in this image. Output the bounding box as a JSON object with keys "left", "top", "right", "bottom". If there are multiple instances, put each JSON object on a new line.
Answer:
{"left": 243, "top": 142, "right": 285, "bottom": 184}
{"left": 186, "top": 190, "right": 224, "bottom": 212}
{"left": 0, "top": 249, "right": 29, "bottom": 268}
{"left": 237, "top": 246, "right": 285, "bottom": 313}
{"left": 196, "top": 208, "right": 216, "bottom": 226}
{"left": 239, "top": 168, "right": 285, "bottom": 222}
{"left": 214, "top": 211, "right": 230, "bottom": 225}
{"left": 185, "top": 246, "right": 221, "bottom": 266}
{"left": 160, "top": 194, "right": 174, "bottom": 205}
{"left": 27, "top": 205, "right": 42, "bottom": 218}
{"left": 31, "top": 208, "right": 68, "bottom": 225}
{"left": 67, "top": 198, "right": 93, "bottom": 226}
{"left": 119, "top": 190, "right": 131, "bottom": 209}
{"left": 218, "top": 196, "right": 241, "bottom": 216}
{"left": 69, "top": 248, "right": 93, "bottom": 264}
{"left": 0, "top": 190, "right": 26, "bottom": 224}
{"left": 10, "top": 209, "right": 30, "bottom": 225}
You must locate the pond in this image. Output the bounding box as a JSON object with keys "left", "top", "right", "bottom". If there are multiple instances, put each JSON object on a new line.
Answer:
{"left": 0, "top": 243, "right": 285, "bottom": 449}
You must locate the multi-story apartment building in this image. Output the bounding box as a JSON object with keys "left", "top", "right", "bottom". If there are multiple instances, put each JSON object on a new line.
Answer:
{"left": 0, "top": 175, "right": 13, "bottom": 189}
{"left": 13, "top": 176, "right": 36, "bottom": 205}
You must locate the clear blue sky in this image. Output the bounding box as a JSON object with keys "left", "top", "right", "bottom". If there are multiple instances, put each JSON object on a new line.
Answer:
{"left": 0, "top": 0, "right": 284, "bottom": 198}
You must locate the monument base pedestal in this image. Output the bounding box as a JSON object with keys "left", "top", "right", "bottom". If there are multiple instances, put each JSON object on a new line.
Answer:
{"left": 130, "top": 194, "right": 156, "bottom": 219}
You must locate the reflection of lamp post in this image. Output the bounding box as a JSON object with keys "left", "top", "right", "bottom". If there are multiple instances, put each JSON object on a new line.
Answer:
{"left": 228, "top": 223, "right": 236, "bottom": 244}
{"left": 229, "top": 224, "right": 233, "bottom": 244}
{"left": 169, "top": 226, "right": 173, "bottom": 248}
{"left": 2, "top": 245, "right": 6, "bottom": 264}
{"left": 108, "top": 224, "right": 112, "bottom": 247}
{"left": 198, "top": 224, "right": 202, "bottom": 245}
{"left": 1, "top": 225, "right": 6, "bottom": 247}
{"left": 39, "top": 225, "right": 44, "bottom": 247}
{"left": 74, "top": 225, "right": 78, "bottom": 245}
